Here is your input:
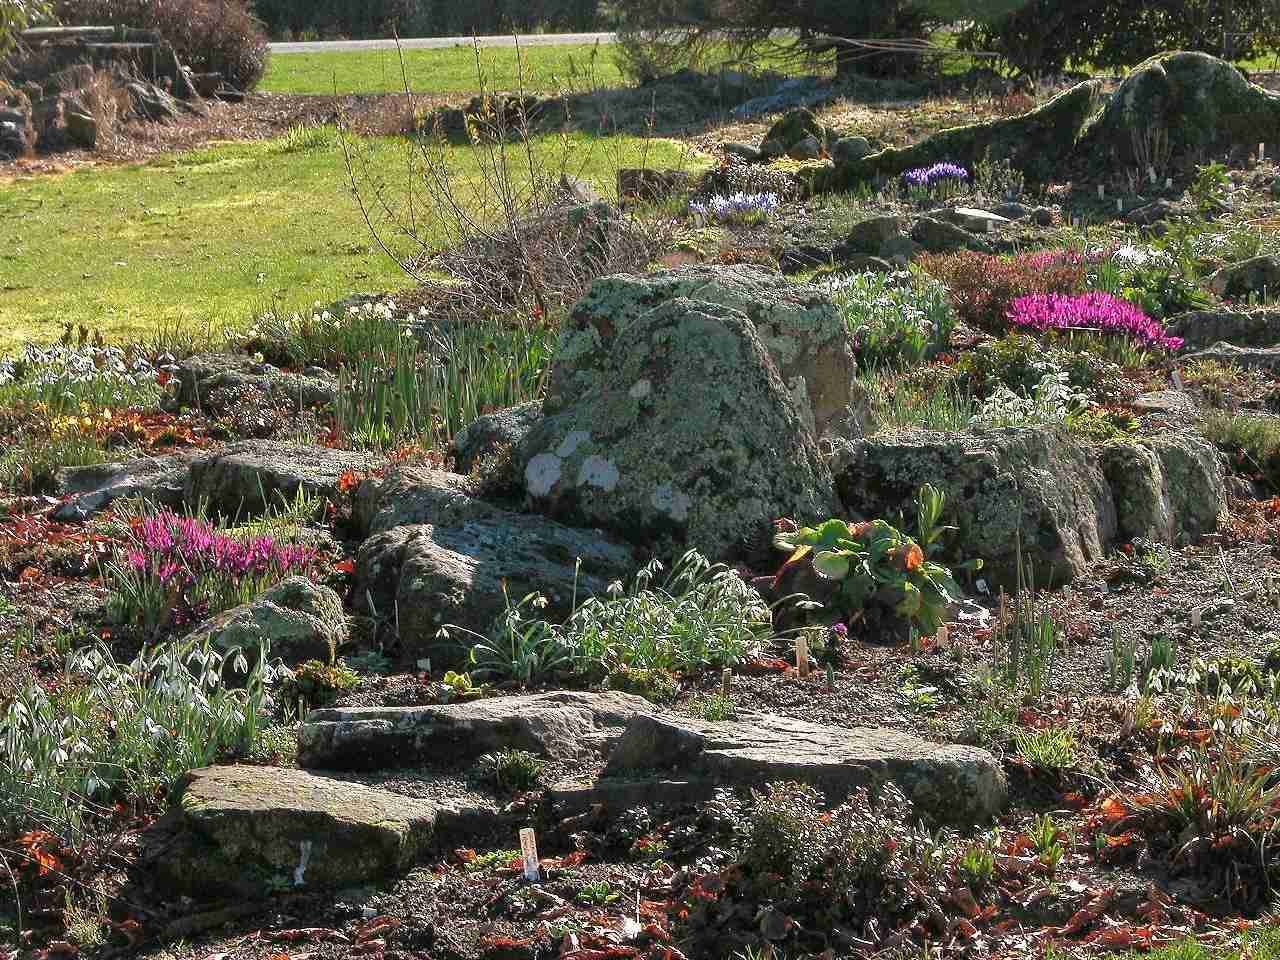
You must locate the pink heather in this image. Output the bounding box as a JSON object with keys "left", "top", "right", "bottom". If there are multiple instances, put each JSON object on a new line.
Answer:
{"left": 125, "top": 510, "right": 318, "bottom": 583}
{"left": 1007, "top": 292, "right": 1183, "bottom": 352}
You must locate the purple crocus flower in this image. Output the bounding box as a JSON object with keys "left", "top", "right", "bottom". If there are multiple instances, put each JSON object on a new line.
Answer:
{"left": 903, "top": 163, "right": 969, "bottom": 188}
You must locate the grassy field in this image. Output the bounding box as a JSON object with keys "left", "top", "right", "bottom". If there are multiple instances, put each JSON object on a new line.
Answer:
{"left": 260, "top": 43, "right": 627, "bottom": 95}
{"left": 0, "top": 131, "right": 699, "bottom": 351}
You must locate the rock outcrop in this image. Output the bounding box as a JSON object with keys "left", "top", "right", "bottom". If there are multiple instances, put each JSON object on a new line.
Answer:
{"left": 186, "top": 577, "right": 348, "bottom": 669}
{"left": 517, "top": 291, "right": 840, "bottom": 561}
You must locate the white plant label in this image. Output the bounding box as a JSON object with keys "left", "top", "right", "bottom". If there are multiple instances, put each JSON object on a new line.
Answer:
{"left": 1147, "top": 165, "right": 1157, "bottom": 183}
{"left": 1097, "top": 184, "right": 1105, "bottom": 199}
{"left": 519, "top": 828, "right": 540, "bottom": 881}
{"left": 1165, "top": 178, "right": 1173, "bottom": 189}
{"left": 1260, "top": 142, "right": 1267, "bottom": 160}
{"left": 795, "top": 635, "right": 810, "bottom": 678}
{"left": 936, "top": 624, "right": 950, "bottom": 649}
{"left": 1116, "top": 198, "right": 1123, "bottom": 213}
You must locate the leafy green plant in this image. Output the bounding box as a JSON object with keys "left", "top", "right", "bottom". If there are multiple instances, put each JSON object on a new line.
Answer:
{"left": 0, "top": 638, "right": 268, "bottom": 846}
{"left": 832, "top": 270, "right": 956, "bottom": 368}
{"left": 439, "top": 669, "right": 485, "bottom": 701}
{"left": 989, "top": 561, "right": 1063, "bottom": 702}
{"left": 957, "top": 838, "right": 997, "bottom": 888}
{"left": 1014, "top": 727, "right": 1079, "bottom": 772}
{"left": 343, "top": 649, "right": 394, "bottom": 676}
{"left": 472, "top": 748, "right": 545, "bottom": 792}
{"left": 1203, "top": 412, "right": 1280, "bottom": 494}
{"left": 575, "top": 880, "right": 621, "bottom": 906}
{"left": 1188, "top": 163, "right": 1231, "bottom": 218}
{"left": 457, "top": 589, "right": 573, "bottom": 686}
{"left": 860, "top": 364, "right": 975, "bottom": 434}
{"left": 1028, "top": 814, "right": 1065, "bottom": 869}
{"left": 279, "top": 659, "right": 360, "bottom": 709}
{"left": 774, "top": 487, "right": 980, "bottom": 635}
{"left": 697, "top": 694, "right": 737, "bottom": 721}
{"left": 606, "top": 665, "right": 679, "bottom": 703}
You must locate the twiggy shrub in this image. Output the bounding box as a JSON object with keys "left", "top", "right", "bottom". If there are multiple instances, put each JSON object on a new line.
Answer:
{"left": 918, "top": 250, "right": 1086, "bottom": 333}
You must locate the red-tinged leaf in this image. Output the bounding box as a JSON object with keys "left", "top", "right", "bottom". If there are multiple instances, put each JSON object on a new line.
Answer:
{"left": 741, "top": 657, "right": 790, "bottom": 675}
{"left": 348, "top": 941, "right": 385, "bottom": 955}
{"left": 637, "top": 900, "right": 672, "bottom": 918}
{"left": 771, "top": 543, "right": 812, "bottom": 588}
{"left": 1084, "top": 925, "right": 1153, "bottom": 949}
{"left": 553, "top": 850, "right": 588, "bottom": 867}
{"left": 949, "top": 886, "right": 981, "bottom": 919}
{"left": 355, "top": 917, "right": 401, "bottom": 942}
{"left": 953, "top": 919, "right": 978, "bottom": 941}
{"left": 46, "top": 945, "right": 78, "bottom": 958}
{"left": 1100, "top": 796, "right": 1129, "bottom": 823}
{"left": 333, "top": 558, "right": 355, "bottom": 575}
{"left": 454, "top": 848, "right": 478, "bottom": 863}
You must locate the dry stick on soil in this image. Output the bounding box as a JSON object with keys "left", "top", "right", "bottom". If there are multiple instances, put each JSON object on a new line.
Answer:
{"left": 340, "top": 33, "right": 669, "bottom": 320}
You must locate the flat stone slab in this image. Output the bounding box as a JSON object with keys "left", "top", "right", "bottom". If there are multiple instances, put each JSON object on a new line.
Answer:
{"left": 185, "top": 440, "right": 382, "bottom": 518}
{"left": 158, "top": 765, "right": 439, "bottom": 896}
{"left": 603, "top": 712, "right": 1005, "bottom": 826}
{"left": 1183, "top": 342, "right": 1280, "bottom": 373}
{"left": 949, "top": 207, "right": 1010, "bottom": 232}
{"left": 299, "top": 691, "right": 652, "bottom": 770}
{"left": 53, "top": 452, "right": 197, "bottom": 521}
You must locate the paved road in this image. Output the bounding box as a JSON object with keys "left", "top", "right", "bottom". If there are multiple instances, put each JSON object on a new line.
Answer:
{"left": 270, "top": 32, "right": 616, "bottom": 54}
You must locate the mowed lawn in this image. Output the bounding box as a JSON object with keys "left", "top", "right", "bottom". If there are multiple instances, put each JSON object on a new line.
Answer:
{"left": 260, "top": 43, "right": 625, "bottom": 95}
{"left": 0, "top": 132, "right": 699, "bottom": 351}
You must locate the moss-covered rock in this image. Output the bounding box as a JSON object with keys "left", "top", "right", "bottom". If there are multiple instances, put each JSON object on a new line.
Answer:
{"left": 519, "top": 296, "right": 839, "bottom": 562}
{"left": 1083, "top": 52, "right": 1280, "bottom": 165}
{"left": 1166, "top": 309, "right": 1280, "bottom": 349}
{"left": 813, "top": 80, "right": 1107, "bottom": 191}
{"left": 187, "top": 576, "right": 348, "bottom": 669}
{"left": 1208, "top": 256, "right": 1280, "bottom": 301}
{"left": 1103, "top": 434, "right": 1226, "bottom": 545}
{"left": 551, "top": 265, "right": 862, "bottom": 439}
{"left": 831, "top": 427, "right": 1115, "bottom": 586}
{"left": 154, "top": 766, "right": 439, "bottom": 898}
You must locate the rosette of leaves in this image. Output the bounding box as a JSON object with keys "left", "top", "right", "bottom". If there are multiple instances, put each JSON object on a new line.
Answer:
{"left": 773, "top": 485, "right": 979, "bottom": 634}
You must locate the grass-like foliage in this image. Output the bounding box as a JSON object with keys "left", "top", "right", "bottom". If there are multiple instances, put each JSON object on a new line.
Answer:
{"left": 453, "top": 551, "right": 771, "bottom": 686}
{"left": 0, "top": 638, "right": 269, "bottom": 845}
{"left": 1203, "top": 412, "right": 1280, "bottom": 494}
{"left": 860, "top": 365, "right": 975, "bottom": 434}
{"left": 334, "top": 315, "right": 555, "bottom": 452}
{"left": 472, "top": 748, "right": 545, "bottom": 792}
{"left": 829, "top": 269, "right": 955, "bottom": 369}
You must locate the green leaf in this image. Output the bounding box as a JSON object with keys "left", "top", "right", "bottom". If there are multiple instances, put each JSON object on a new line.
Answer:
{"left": 813, "top": 551, "right": 852, "bottom": 580}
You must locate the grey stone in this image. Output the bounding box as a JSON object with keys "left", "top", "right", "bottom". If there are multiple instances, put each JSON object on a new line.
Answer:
{"left": 1131, "top": 389, "right": 1199, "bottom": 416}
{"left": 174, "top": 352, "right": 337, "bottom": 412}
{"left": 546, "top": 264, "right": 862, "bottom": 439}
{"left": 185, "top": 440, "right": 381, "bottom": 519}
{"left": 1184, "top": 342, "right": 1280, "bottom": 373}
{"left": 1126, "top": 199, "right": 1187, "bottom": 226}
{"left": 64, "top": 107, "right": 96, "bottom": 148}
{"left": 518, "top": 296, "right": 839, "bottom": 561}
{"left": 451, "top": 401, "right": 543, "bottom": 477}
{"left": 838, "top": 216, "right": 909, "bottom": 258}
{"left": 1209, "top": 256, "right": 1280, "bottom": 300}
{"left": 558, "top": 173, "right": 601, "bottom": 204}
{"left": 762, "top": 107, "right": 824, "bottom": 150}
{"left": 355, "top": 513, "right": 637, "bottom": 657}
{"left": 186, "top": 577, "right": 348, "bottom": 668}
{"left": 912, "top": 216, "right": 992, "bottom": 253}
{"left": 1030, "top": 206, "right": 1055, "bottom": 226}
{"left": 156, "top": 765, "right": 440, "bottom": 896}
{"left": 603, "top": 711, "right": 1005, "bottom": 827}
{"left": 722, "top": 141, "right": 763, "bottom": 162}
{"left": 832, "top": 427, "right": 1115, "bottom": 586}
{"left": 831, "top": 136, "right": 872, "bottom": 164}
{"left": 298, "top": 690, "right": 651, "bottom": 770}
{"left": 948, "top": 207, "right": 1010, "bottom": 233}
{"left": 1167, "top": 309, "right": 1280, "bottom": 349}
{"left": 880, "top": 234, "right": 922, "bottom": 264}
{"left": 1103, "top": 434, "right": 1226, "bottom": 545}
{"left": 758, "top": 138, "right": 785, "bottom": 159}
{"left": 992, "top": 202, "right": 1030, "bottom": 220}
{"left": 778, "top": 244, "right": 833, "bottom": 274}
{"left": 126, "top": 80, "right": 179, "bottom": 121}
{"left": 354, "top": 464, "right": 490, "bottom": 538}
{"left": 786, "top": 134, "right": 822, "bottom": 160}
{"left": 53, "top": 453, "right": 196, "bottom": 521}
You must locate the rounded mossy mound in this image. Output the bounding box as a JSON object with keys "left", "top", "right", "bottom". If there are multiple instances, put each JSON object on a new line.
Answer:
{"left": 1083, "top": 51, "right": 1280, "bottom": 164}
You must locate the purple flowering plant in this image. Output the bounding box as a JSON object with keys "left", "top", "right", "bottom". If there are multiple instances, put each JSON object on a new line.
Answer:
{"left": 1008, "top": 292, "right": 1184, "bottom": 354}
{"left": 106, "top": 507, "right": 320, "bottom": 631}
{"left": 903, "top": 163, "right": 969, "bottom": 199}
{"left": 689, "top": 192, "right": 780, "bottom": 225}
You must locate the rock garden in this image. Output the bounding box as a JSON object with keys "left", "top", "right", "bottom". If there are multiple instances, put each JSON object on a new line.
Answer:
{"left": 6, "top": 29, "right": 1280, "bottom": 960}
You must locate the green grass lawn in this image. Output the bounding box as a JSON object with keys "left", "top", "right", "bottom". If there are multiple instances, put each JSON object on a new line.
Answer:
{"left": 0, "top": 130, "right": 700, "bottom": 352}
{"left": 260, "top": 43, "right": 625, "bottom": 96}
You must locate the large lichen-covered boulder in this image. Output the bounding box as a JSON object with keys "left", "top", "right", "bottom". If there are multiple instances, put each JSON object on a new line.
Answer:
{"left": 548, "top": 265, "right": 862, "bottom": 438}
{"left": 356, "top": 514, "right": 638, "bottom": 662}
{"left": 832, "top": 427, "right": 1115, "bottom": 586}
{"left": 186, "top": 577, "right": 348, "bottom": 668}
{"left": 451, "top": 401, "right": 543, "bottom": 475}
{"left": 1083, "top": 52, "right": 1280, "bottom": 165}
{"left": 152, "top": 766, "right": 440, "bottom": 897}
{"left": 353, "top": 464, "right": 491, "bottom": 538}
{"left": 1103, "top": 434, "right": 1227, "bottom": 545}
{"left": 518, "top": 296, "right": 840, "bottom": 561}
{"left": 1183, "top": 342, "right": 1280, "bottom": 373}
{"left": 814, "top": 80, "right": 1107, "bottom": 191}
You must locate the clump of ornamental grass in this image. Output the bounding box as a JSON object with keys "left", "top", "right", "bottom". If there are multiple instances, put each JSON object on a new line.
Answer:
{"left": 689, "top": 191, "right": 781, "bottom": 226}
{"left": 102, "top": 505, "right": 321, "bottom": 633}
{"left": 1008, "top": 291, "right": 1184, "bottom": 354}
{"left": 918, "top": 250, "right": 1087, "bottom": 333}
